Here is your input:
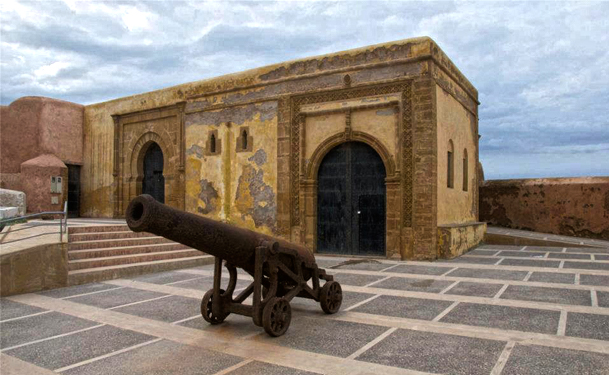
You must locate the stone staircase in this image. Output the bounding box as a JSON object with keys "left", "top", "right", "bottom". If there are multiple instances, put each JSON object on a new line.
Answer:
{"left": 67, "top": 224, "right": 213, "bottom": 286}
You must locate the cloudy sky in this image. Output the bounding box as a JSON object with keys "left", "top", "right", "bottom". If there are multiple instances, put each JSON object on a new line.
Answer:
{"left": 1, "top": 1, "right": 608, "bottom": 179}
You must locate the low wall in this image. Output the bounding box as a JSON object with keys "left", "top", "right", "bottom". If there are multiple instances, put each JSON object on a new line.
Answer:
{"left": 480, "top": 177, "right": 609, "bottom": 240}
{"left": 0, "top": 188, "right": 26, "bottom": 216}
{"left": 437, "top": 222, "right": 486, "bottom": 259}
{"left": 0, "top": 243, "right": 68, "bottom": 296}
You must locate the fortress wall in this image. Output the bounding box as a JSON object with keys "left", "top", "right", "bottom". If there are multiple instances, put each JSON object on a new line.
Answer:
{"left": 480, "top": 177, "right": 609, "bottom": 240}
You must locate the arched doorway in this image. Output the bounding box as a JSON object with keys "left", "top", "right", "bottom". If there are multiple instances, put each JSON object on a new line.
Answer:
{"left": 142, "top": 142, "right": 165, "bottom": 203}
{"left": 317, "top": 141, "right": 386, "bottom": 256}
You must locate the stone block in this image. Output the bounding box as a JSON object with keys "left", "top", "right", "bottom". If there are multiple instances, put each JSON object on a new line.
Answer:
{"left": 437, "top": 222, "right": 486, "bottom": 259}
{"left": 0, "top": 189, "right": 26, "bottom": 216}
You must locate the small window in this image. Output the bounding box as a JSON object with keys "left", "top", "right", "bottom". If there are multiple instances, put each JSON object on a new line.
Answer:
{"left": 462, "top": 149, "right": 468, "bottom": 192}
{"left": 210, "top": 134, "right": 216, "bottom": 153}
{"left": 205, "top": 130, "right": 221, "bottom": 156}
{"left": 241, "top": 129, "right": 248, "bottom": 150}
{"left": 236, "top": 126, "right": 252, "bottom": 152}
{"left": 447, "top": 140, "right": 454, "bottom": 189}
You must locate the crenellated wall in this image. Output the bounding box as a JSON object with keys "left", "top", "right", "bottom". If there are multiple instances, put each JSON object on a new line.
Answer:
{"left": 480, "top": 177, "right": 609, "bottom": 240}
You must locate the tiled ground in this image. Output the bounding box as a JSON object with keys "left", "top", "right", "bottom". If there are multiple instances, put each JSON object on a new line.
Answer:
{"left": 2, "top": 243, "right": 609, "bottom": 374}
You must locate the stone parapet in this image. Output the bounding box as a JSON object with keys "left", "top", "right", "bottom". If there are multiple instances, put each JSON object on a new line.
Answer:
{"left": 480, "top": 177, "right": 609, "bottom": 240}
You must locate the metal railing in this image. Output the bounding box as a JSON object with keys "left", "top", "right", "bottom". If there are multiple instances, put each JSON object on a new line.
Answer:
{"left": 0, "top": 202, "right": 68, "bottom": 242}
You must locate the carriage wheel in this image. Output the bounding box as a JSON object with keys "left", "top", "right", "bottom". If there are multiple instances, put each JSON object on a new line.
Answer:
{"left": 320, "top": 281, "right": 342, "bottom": 314}
{"left": 262, "top": 297, "right": 291, "bottom": 337}
{"left": 201, "top": 289, "right": 228, "bottom": 324}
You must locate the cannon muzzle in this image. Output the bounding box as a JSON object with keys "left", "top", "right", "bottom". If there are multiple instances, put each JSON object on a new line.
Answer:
{"left": 125, "top": 194, "right": 315, "bottom": 273}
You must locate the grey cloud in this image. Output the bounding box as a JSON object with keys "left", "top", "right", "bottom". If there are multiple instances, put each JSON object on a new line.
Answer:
{"left": 1, "top": 1, "right": 608, "bottom": 179}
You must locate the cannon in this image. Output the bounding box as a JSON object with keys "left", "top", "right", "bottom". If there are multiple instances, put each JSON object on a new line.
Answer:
{"left": 125, "top": 194, "right": 342, "bottom": 336}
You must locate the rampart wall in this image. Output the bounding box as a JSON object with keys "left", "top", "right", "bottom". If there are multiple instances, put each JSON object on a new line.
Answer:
{"left": 480, "top": 177, "right": 609, "bottom": 240}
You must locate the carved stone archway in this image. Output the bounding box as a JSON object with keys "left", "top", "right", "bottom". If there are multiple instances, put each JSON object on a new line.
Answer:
{"left": 128, "top": 132, "right": 173, "bottom": 203}
{"left": 301, "top": 131, "right": 401, "bottom": 259}
{"left": 112, "top": 103, "right": 185, "bottom": 217}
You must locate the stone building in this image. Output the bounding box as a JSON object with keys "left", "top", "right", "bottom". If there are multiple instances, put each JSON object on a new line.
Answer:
{"left": 1, "top": 37, "right": 485, "bottom": 260}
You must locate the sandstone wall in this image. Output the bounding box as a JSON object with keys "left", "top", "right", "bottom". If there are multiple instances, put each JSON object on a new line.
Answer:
{"left": 81, "top": 36, "right": 480, "bottom": 259}
{"left": 480, "top": 177, "right": 609, "bottom": 240}
{"left": 0, "top": 97, "right": 84, "bottom": 172}
{"left": 435, "top": 84, "right": 478, "bottom": 225}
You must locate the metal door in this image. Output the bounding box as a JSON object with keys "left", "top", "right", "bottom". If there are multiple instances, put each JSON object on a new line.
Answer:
{"left": 67, "top": 164, "right": 80, "bottom": 217}
{"left": 142, "top": 143, "right": 165, "bottom": 203}
{"left": 317, "top": 142, "right": 386, "bottom": 255}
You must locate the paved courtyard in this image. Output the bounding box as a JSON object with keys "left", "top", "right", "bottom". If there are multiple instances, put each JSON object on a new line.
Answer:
{"left": 2, "top": 244, "right": 609, "bottom": 374}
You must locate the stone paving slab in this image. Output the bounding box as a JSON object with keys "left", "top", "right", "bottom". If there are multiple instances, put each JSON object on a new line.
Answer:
{"left": 467, "top": 249, "right": 498, "bottom": 256}
{"left": 131, "top": 270, "right": 204, "bottom": 285}
{"left": 332, "top": 272, "right": 385, "bottom": 286}
{"left": 565, "top": 312, "right": 609, "bottom": 341}
{"left": 444, "top": 281, "right": 504, "bottom": 298}
{"left": 596, "top": 255, "right": 609, "bottom": 261}
{"left": 170, "top": 275, "right": 251, "bottom": 292}
{"left": 351, "top": 295, "right": 453, "bottom": 320}
{"left": 499, "top": 258, "right": 560, "bottom": 268}
{"left": 564, "top": 261, "right": 609, "bottom": 271}
{"left": 256, "top": 317, "right": 387, "bottom": 358}
{"left": 440, "top": 303, "right": 561, "bottom": 334}
{"left": 525, "top": 246, "right": 567, "bottom": 252}
{"left": 528, "top": 271, "right": 575, "bottom": 284}
{"left": 373, "top": 276, "right": 454, "bottom": 293}
{"left": 68, "top": 287, "right": 167, "bottom": 309}
{"left": 37, "top": 283, "right": 121, "bottom": 299}
{"left": 565, "top": 247, "right": 609, "bottom": 254}
{"left": 392, "top": 264, "right": 452, "bottom": 275}
{"left": 477, "top": 244, "right": 523, "bottom": 250}
{"left": 497, "top": 251, "right": 547, "bottom": 258}
{"left": 442, "top": 256, "right": 499, "bottom": 265}
{"left": 112, "top": 295, "right": 200, "bottom": 323}
{"left": 4, "top": 325, "right": 154, "bottom": 370}
{"left": 332, "top": 261, "right": 390, "bottom": 271}
{"left": 356, "top": 328, "right": 506, "bottom": 375}
{"left": 0, "top": 299, "right": 47, "bottom": 321}
{"left": 229, "top": 360, "right": 321, "bottom": 375}
{"left": 62, "top": 339, "right": 243, "bottom": 375}
{"left": 0, "top": 311, "right": 99, "bottom": 348}
{"left": 502, "top": 344, "right": 609, "bottom": 375}
{"left": 580, "top": 274, "right": 609, "bottom": 286}
{"left": 500, "top": 285, "right": 592, "bottom": 306}
{"left": 178, "top": 314, "right": 262, "bottom": 338}
{"left": 289, "top": 291, "right": 375, "bottom": 313}
{"left": 548, "top": 253, "right": 592, "bottom": 260}
{"left": 598, "top": 291, "right": 609, "bottom": 308}
{"left": 448, "top": 268, "right": 528, "bottom": 281}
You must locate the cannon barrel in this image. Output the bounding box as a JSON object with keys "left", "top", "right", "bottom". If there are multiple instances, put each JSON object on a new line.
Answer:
{"left": 125, "top": 194, "right": 315, "bottom": 273}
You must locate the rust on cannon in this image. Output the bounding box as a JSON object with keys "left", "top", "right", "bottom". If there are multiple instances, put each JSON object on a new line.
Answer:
{"left": 126, "top": 194, "right": 342, "bottom": 336}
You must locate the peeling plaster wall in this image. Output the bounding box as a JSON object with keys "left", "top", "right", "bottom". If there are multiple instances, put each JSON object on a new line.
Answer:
{"left": 82, "top": 88, "right": 192, "bottom": 217}
{"left": 82, "top": 37, "right": 446, "bottom": 219}
{"left": 80, "top": 36, "right": 481, "bottom": 260}
{"left": 185, "top": 101, "right": 278, "bottom": 235}
{"left": 480, "top": 177, "right": 609, "bottom": 240}
{"left": 436, "top": 84, "right": 478, "bottom": 225}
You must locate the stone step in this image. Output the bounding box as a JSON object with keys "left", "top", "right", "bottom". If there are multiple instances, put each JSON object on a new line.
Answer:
{"left": 69, "top": 230, "right": 154, "bottom": 242}
{"left": 67, "top": 255, "right": 214, "bottom": 286}
{"left": 68, "top": 243, "right": 193, "bottom": 260}
{"left": 68, "top": 225, "right": 130, "bottom": 234}
{"left": 68, "top": 236, "right": 173, "bottom": 251}
{"left": 68, "top": 249, "right": 203, "bottom": 271}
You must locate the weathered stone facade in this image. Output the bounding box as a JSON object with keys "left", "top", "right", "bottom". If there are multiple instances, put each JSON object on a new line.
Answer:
{"left": 5, "top": 37, "right": 483, "bottom": 260}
